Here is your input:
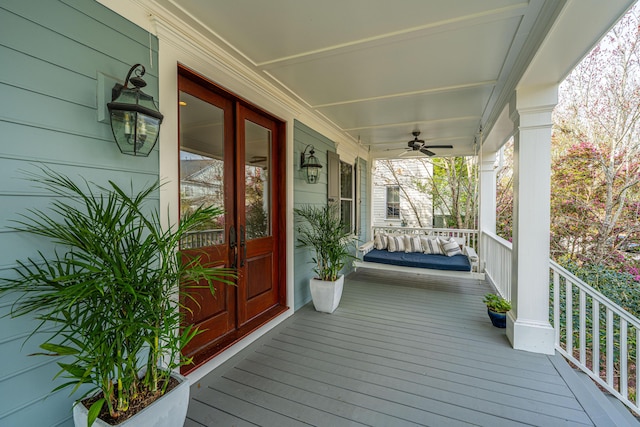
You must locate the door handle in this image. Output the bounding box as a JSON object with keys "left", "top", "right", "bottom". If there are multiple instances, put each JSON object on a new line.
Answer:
{"left": 239, "top": 225, "right": 246, "bottom": 267}
{"left": 229, "top": 225, "right": 237, "bottom": 269}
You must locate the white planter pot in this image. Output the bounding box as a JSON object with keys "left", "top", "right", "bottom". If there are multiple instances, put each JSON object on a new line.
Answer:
{"left": 310, "top": 275, "right": 344, "bottom": 313}
{"left": 73, "top": 372, "right": 189, "bottom": 427}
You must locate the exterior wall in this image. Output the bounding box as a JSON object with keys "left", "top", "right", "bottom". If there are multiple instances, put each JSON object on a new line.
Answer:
{"left": 0, "top": 1, "right": 160, "bottom": 426}
{"left": 292, "top": 123, "right": 368, "bottom": 311}
{"left": 371, "top": 159, "right": 433, "bottom": 228}
{"left": 293, "top": 120, "right": 336, "bottom": 310}
{"left": 99, "top": 0, "right": 366, "bottom": 382}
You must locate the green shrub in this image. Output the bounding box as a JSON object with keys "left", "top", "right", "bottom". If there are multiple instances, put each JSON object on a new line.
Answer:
{"left": 483, "top": 293, "right": 512, "bottom": 313}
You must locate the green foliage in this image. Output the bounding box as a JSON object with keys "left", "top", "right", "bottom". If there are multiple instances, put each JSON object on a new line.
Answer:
{"left": 431, "top": 157, "right": 478, "bottom": 230}
{"left": 496, "top": 139, "right": 513, "bottom": 241}
{"left": 483, "top": 293, "right": 512, "bottom": 313}
{"left": 560, "top": 259, "right": 640, "bottom": 318}
{"left": 550, "top": 260, "right": 639, "bottom": 377}
{"left": 0, "top": 168, "right": 235, "bottom": 425}
{"left": 294, "top": 204, "right": 356, "bottom": 281}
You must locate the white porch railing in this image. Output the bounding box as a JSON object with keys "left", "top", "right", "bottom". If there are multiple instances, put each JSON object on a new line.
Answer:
{"left": 551, "top": 260, "right": 640, "bottom": 414}
{"left": 481, "top": 231, "right": 512, "bottom": 302}
{"left": 481, "top": 230, "right": 640, "bottom": 415}
{"left": 372, "top": 226, "right": 478, "bottom": 250}
{"left": 180, "top": 228, "right": 224, "bottom": 249}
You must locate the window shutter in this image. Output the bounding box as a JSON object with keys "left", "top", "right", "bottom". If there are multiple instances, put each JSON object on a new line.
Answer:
{"left": 327, "top": 151, "right": 340, "bottom": 207}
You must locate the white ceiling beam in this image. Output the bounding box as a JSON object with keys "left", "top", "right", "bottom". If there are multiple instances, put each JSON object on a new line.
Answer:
{"left": 256, "top": 3, "right": 529, "bottom": 69}
{"left": 312, "top": 80, "right": 497, "bottom": 109}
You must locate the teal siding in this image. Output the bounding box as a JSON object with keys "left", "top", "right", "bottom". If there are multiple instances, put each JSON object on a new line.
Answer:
{"left": 293, "top": 120, "right": 336, "bottom": 310}
{"left": 0, "top": 1, "right": 160, "bottom": 426}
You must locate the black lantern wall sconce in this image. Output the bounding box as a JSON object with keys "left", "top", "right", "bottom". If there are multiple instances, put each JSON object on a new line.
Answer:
{"left": 107, "top": 64, "right": 164, "bottom": 156}
{"left": 300, "top": 145, "right": 323, "bottom": 184}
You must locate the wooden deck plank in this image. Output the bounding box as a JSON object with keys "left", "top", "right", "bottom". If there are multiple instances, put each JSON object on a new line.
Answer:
{"left": 207, "top": 376, "right": 369, "bottom": 427}
{"left": 241, "top": 350, "right": 591, "bottom": 425}
{"left": 274, "top": 326, "right": 567, "bottom": 392}
{"left": 191, "top": 387, "right": 312, "bottom": 427}
{"left": 225, "top": 362, "right": 428, "bottom": 427}
{"left": 292, "top": 310, "right": 553, "bottom": 367}
{"left": 229, "top": 356, "right": 515, "bottom": 426}
{"left": 186, "top": 399, "right": 258, "bottom": 427}
{"left": 254, "top": 342, "right": 583, "bottom": 411}
{"left": 288, "top": 316, "right": 555, "bottom": 374}
{"left": 187, "top": 270, "right": 609, "bottom": 426}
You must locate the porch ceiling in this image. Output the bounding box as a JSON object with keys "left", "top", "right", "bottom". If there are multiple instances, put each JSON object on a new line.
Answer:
{"left": 152, "top": 0, "right": 634, "bottom": 158}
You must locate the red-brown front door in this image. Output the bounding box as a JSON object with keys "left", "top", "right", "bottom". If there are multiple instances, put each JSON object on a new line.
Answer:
{"left": 236, "top": 106, "right": 282, "bottom": 327}
{"left": 178, "top": 68, "right": 286, "bottom": 371}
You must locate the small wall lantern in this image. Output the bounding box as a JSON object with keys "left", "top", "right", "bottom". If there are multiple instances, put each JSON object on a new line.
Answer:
{"left": 300, "top": 145, "right": 323, "bottom": 184}
{"left": 107, "top": 64, "right": 164, "bottom": 156}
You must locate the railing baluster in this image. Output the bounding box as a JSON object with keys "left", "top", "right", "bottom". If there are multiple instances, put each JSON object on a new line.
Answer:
{"left": 621, "top": 318, "right": 628, "bottom": 397}
{"left": 566, "top": 279, "right": 573, "bottom": 356}
{"left": 593, "top": 300, "right": 600, "bottom": 378}
{"left": 607, "top": 308, "right": 614, "bottom": 387}
{"left": 579, "top": 289, "right": 586, "bottom": 364}
{"left": 636, "top": 328, "right": 639, "bottom": 408}
{"left": 554, "top": 269, "right": 560, "bottom": 347}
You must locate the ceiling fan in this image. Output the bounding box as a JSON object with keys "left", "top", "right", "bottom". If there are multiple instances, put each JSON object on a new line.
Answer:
{"left": 399, "top": 131, "right": 453, "bottom": 157}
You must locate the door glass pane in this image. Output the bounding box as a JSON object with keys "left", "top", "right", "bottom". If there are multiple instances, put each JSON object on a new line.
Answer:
{"left": 245, "top": 120, "right": 271, "bottom": 240}
{"left": 179, "top": 91, "right": 225, "bottom": 248}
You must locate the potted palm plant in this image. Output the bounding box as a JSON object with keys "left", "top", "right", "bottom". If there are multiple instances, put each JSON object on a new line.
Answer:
{"left": 0, "top": 168, "right": 234, "bottom": 427}
{"left": 483, "top": 293, "right": 512, "bottom": 328}
{"left": 294, "top": 204, "right": 355, "bottom": 313}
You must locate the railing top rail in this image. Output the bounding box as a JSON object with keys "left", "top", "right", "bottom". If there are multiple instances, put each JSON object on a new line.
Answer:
{"left": 481, "top": 230, "right": 512, "bottom": 250}
{"left": 550, "top": 259, "right": 640, "bottom": 328}
{"left": 373, "top": 226, "right": 478, "bottom": 234}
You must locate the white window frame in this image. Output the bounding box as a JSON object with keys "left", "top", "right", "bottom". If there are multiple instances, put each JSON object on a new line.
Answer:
{"left": 340, "top": 160, "right": 355, "bottom": 234}
{"left": 386, "top": 185, "right": 400, "bottom": 220}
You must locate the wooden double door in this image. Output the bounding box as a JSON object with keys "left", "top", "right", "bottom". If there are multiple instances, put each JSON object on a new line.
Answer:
{"left": 178, "top": 68, "right": 286, "bottom": 371}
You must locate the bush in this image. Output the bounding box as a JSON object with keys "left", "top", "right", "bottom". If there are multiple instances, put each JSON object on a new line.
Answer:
{"left": 560, "top": 259, "right": 640, "bottom": 318}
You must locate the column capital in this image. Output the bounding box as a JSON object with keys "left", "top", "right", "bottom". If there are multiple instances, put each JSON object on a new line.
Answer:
{"left": 510, "top": 84, "right": 558, "bottom": 130}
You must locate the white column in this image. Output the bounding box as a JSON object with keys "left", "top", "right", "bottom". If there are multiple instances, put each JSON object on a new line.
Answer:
{"left": 507, "top": 85, "right": 557, "bottom": 355}
{"left": 479, "top": 151, "right": 497, "bottom": 235}
{"left": 478, "top": 151, "right": 496, "bottom": 272}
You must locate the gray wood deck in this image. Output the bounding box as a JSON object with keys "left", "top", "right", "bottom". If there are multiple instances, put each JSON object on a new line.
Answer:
{"left": 185, "top": 270, "right": 626, "bottom": 426}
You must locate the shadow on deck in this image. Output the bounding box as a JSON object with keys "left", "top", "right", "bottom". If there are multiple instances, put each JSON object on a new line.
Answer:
{"left": 185, "top": 269, "right": 635, "bottom": 426}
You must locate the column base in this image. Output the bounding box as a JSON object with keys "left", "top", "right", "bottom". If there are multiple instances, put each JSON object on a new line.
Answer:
{"left": 506, "top": 311, "right": 555, "bottom": 355}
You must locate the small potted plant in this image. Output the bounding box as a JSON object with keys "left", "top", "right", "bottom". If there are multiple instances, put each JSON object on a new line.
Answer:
{"left": 0, "top": 168, "right": 234, "bottom": 427}
{"left": 294, "top": 204, "right": 355, "bottom": 313}
{"left": 483, "top": 293, "right": 512, "bottom": 328}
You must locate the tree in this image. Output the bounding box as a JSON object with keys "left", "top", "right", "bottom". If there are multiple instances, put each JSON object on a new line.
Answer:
{"left": 496, "top": 139, "right": 513, "bottom": 241}
{"left": 373, "top": 156, "right": 478, "bottom": 229}
{"left": 430, "top": 157, "right": 478, "bottom": 229}
{"left": 552, "top": 3, "right": 640, "bottom": 266}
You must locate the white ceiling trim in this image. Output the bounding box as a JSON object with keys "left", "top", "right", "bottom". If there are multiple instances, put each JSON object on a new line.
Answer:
{"left": 312, "top": 80, "right": 497, "bottom": 109}
{"left": 344, "top": 116, "right": 480, "bottom": 132}
{"left": 255, "top": 3, "right": 529, "bottom": 69}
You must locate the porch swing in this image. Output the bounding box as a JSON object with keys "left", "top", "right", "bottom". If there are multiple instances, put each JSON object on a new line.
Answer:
{"left": 354, "top": 132, "right": 485, "bottom": 281}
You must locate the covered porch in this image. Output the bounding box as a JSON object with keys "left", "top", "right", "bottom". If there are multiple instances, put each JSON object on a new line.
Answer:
{"left": 186, "top": 270, "right": 635, "bottom": 426}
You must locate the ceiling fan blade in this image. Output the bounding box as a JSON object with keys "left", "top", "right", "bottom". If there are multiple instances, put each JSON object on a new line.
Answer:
{"left": 423, "top": 145, "right": 453, "bottom": 149}
{"left": 419, "top": 147, "right": 435, "bottom": 156}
